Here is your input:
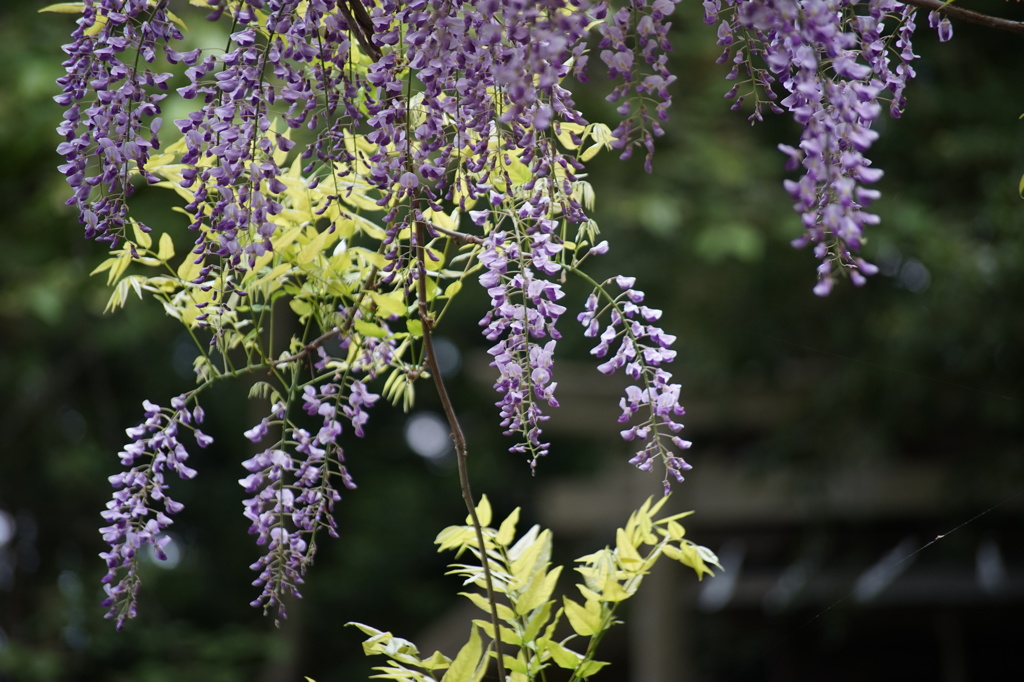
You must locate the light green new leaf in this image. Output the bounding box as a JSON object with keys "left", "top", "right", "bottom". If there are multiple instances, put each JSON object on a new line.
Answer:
{"left": 406, "top": 319, "right": 423, "bottom": 337}
{"left": 435, "top": 525, "right": 476, "bottom": 552}
{"left": 664, "top": 520, "right": 686, "bottom": 541}
{"left": 421, "top": 650, "right": 452, "bottom": 671}
{"left": 157, "top": 232, "right": 175, "bottom": 261}
{"left": 562, "top": 597, "right": 602, "bottom": 637}
{"left": 131, "top": 221, "right": 153, "bottom": 250}
{"left": 38, "top": 3, "right": 85, "bottom": 14}
{"left": 662, "top": 543, "right": 716, "bottom": 580}
{"left": 521, "top": 599, "right": 555, "bottom": 643}
{"left": 576, "top": 659, "right": 611, "bottom": 678}
{"left": 471, "top": 619, "right": 520, "bottom": 646}
{"left": 495, "top": 507, "right": 520, "bottom": 547}
{"left": 580, "top": 142, "right": 605, "bottom": 163}
{"left": 443, "top": 280, "right": 463, "bottom": 299}
{"left": 544, "top": 639, "right": 583, "bottom": 669}
{"left": 369, "top": 290, "right": 409, "bottom": 319}
{"left": 501, "top": 653, "right": 529, "bottom": 675}
{"left": 599, "top": 574, "right": 632, "bottom": 603}
{"left": 458, "top": 592, "right": 517, "bottom": 625}
{"left": 510, "top": 529, "right": 551, "bottom": 589}
{"left": 289, "top": 298, "right": 312, "bottom": 319}
{"left": 615, "top": 528, "right": 644, "bottom": 567}
{"left": 507, "top": 524, "right": 540, "bottom": 562}
{"left": 177, "top": 255, "right": 203, "bottom": 282}
{"left": 439, "top": 625, "right": 486, "bottom": 682}
{"left": 354, "top": 318, "right": 389, "bottom": 338}
{"left": 466, "top": 495, "right": 492, "bottom": 528}
{"left": 514, "top": 565, "right": 562, "bottom": 615}
{"left": 368, "top": 663, "right": 435, "bottom": 681}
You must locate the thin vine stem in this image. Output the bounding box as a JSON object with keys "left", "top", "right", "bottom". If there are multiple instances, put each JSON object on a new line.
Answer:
{"left": 902, "top": 0, "right": 1024, "bottom": 36}
{"left": 414, "top": 220, "right": 507, "bottom": 680}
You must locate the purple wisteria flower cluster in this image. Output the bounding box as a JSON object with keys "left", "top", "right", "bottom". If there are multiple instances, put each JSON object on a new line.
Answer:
{"left": 56, "top": 0, "right": 178, "bottom": 246}
{"left": 56, "top": 1, "right": 683, "bottom": 256}
{"left": 100, "top": 395, "right": 210, "bottom": 629}
{"left": 239, "top": 381, "right": 375, "bottom": 620}
{"left": 705, "top": 0, "right": 921, "bottom": 294}
{"left": 62, "top": 0, "right": 691, "bottom": 627}
{"left": 578, "top": 270, "right": 692, "bottom": 494}
{"left": 599, "top": 0, "right": 683, "bottom": 172}
{"left": 477, "top": 208, "right": 567, "bottom": 468}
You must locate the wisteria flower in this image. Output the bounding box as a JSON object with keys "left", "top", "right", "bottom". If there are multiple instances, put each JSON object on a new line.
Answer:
{"left": 578, "top": 273, "right": 692, "bottom": 493}
{"left": 100, "top": 395, "right": 208, "bottom": 629}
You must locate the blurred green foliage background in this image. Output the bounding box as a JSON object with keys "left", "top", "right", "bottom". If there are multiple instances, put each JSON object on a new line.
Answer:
{"left": 1, "top": 1, "right": 1021, "bottom": 681}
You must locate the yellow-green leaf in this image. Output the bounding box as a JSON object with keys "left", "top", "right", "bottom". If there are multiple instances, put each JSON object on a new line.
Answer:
{"left": 84, "top": 13, "right": 108, "bottom": 35}
{"left": 510, "top": 529, "right": 550, "bottom": 589}
{"left": 522, "top": 600, "right": 554, "bottom": 643}
{"left": 354, "top": 318, "right": 388, "bottom": 338}
{"left": 562, "top": 597, "right": 602, "bottom": 637}
{"left": 369, "top": 291, "right": 408, "bottom": 318}
{"left": 495, "top": 507, "right": 520, "bottom": 547}
{"left": 554, "top": 122, "right": 586, "bottom": 150}
{"left": 615, "top": 528, "right": 644, "bottom": 567}
{"left": 435, "top": 526, "right": 476, "bottom": 552}
{"left": 131, "top": 220, "right": 153, "bottom": 250}
{"left": 599, "top": 575, "right": 631, "bottom": 603}
{"left": 458, "top": 592, "right": 516, "bottom": 625}
{"left": 38, "top": 3, "right": 84, "bottom": 14}
{"left": 466, "top": 495, "right": 492, "bottom": 528}
{"left": 514, "top": 565, "right": 562, "bottom": 615}
{"left": 544, "top": 639, "right": 583, "bottom": 669}
{"left": 157, "top": 232, "right": 175, "bottom": 261}
{"left": 665, "top": 520, "right": 686, "bottom": 541}
{"left": 443, "top": 280, "right": 463, "bottom": 299}
{"left": 289, "top": 298, "right": 312, "bottom": 319}
{"left": 580, "top": 142, "right": 605, "bottom": 163}
{"left": 576, "top": 659, "right": 611, "bottom": 678}
{"left": 439, "top": 625, "right": 485, "bottom": 682}
{"left": 472, "top": 619, "right": 520, "bottom": 647}
{"left": 297, "top": 227, "right": 332, "bottom": 266}
{"left": 165, "top": 9, "right": 189, "bottom": 32}
{"left": 421, "top": 650, "right": 452, "bottom": 671}
{"left": 406, "top": 319, "right": 423, "bottom": 337}
{"left": 505, "top": 156, "right": 532, "bottom": 185}
{"left": 177, "top": 255, "right": 202, "bottom": 283}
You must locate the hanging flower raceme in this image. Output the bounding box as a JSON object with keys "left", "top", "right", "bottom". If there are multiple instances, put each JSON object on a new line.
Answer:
{"left": 578, "top": 268, "right": 692, "bottom": 493}
{"left": 598, "top": 0, "right": 683, "bottom": 172}
{"left": 477, "top": 211, "right": 567, "bottom": 469}
{"left": 705, "top": 0, "right": 921, "bottom": 294}
{"left": 56, "top": 0, "right": 180, "bottom": 246}
{"left": 240, "top": 382, "right": 373, "bottom": 620}
{"left": 100, "top": 395, "right": 209, "bottom": 629}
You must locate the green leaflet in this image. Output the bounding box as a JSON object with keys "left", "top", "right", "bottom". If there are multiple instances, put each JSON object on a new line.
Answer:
{"left": 440, "top": 625, "right": 487, "bottom": 682}
{"left": 352, "top": 495, "right": 718, "bottom": 681}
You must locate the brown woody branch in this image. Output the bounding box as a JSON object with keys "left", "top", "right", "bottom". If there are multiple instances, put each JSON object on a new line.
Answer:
{"left": 414, "top": 220, "right": 508, "bottom": 681}
{"left": 902, "top": 0, "right": 1024, "bottom": 36}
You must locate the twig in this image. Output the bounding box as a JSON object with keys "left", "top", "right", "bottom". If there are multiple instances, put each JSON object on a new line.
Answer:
{"left": 902, "top": 0, "right": 1024, "bottom": 36}
{"left": 414, "top": 220, "right": 507, "bottom": 681}
{"left": 339, "top": 0, "right": 382, "bottom": 61}
{"left": 424, "top": 221, "right": 485, "bottom": 245}
{"left": 271, "top": 265, "right": 378, "bottom": 366}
